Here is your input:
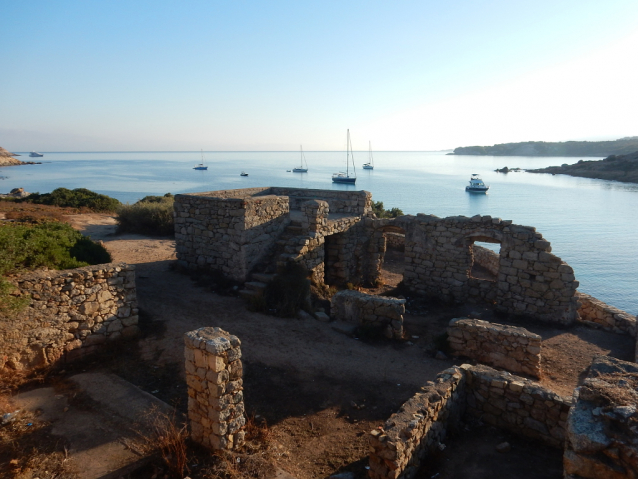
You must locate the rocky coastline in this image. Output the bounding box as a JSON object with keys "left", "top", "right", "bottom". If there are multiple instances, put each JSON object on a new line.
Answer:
{"left": 0, "top": 146, "right": 25, "bottom": 167}
{"left": 527, "top": 151, "right": 638, "bottom": 184}
{"left": 450, "top": 136, "right": 638, "bottom": 157}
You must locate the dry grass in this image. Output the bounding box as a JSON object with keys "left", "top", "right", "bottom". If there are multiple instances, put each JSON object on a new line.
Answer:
{"left": 135, "top": 406, "right": 190, "bottom": 478}
{"left": 595, "top": 372, "right": 638, "bottom": 407}
{"left": 0, "top": 393, "right": 77, "bottom": 478}
{"left": 0, "top": 200, "right": 85, "bottom": 224}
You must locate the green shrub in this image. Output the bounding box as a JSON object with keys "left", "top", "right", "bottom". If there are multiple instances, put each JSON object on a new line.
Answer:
{"left": 23, "top": 188, "right": 121, "bottom": 212}
{"left": 372, "top": 201, "right": 404, "bottom": 218}
{"left": 265, "top": 262, "right": 311, "bottom": 317}
{"left": 0, "top": 222, "right": 111, "bottom": 275}
{"left": 117, "top": 194, "right": 174, "bottom": 236}
{"left": 0, "top": 221, "right": 112, "bottom": 316}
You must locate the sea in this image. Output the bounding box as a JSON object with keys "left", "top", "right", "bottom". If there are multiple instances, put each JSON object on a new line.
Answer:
{"left": 3, "top": 150, "right": 637, "bottom": 315}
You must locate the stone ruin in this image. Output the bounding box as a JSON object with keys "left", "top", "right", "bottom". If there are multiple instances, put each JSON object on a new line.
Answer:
{"left": 174, "top": 186, "right": 584, "bottom": 326}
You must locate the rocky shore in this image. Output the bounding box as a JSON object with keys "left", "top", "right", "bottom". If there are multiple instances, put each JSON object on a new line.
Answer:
{"left": 527, "top": 151, "right": 638, "bottom": 184}
{"left": 0, "top": 146, "right": 24, "bottom": 166}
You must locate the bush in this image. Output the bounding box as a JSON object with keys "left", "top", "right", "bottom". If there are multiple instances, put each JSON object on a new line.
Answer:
{"left": 23, "top": 188, "right": 121, "bottom": 212}
{"left": 265, "top": 262, "right": 311, "bottom": 317}
{"left": 0, "top": 221, "right": 111, "bottom": 316}
{"left": 372, "top": 201, "right": 404, "bottom": 218}
{"left": 116, "top": 194, "right": 174, "bottom": 236}
{"left": 0, "top": 222, "right": 111, "bottom": 275}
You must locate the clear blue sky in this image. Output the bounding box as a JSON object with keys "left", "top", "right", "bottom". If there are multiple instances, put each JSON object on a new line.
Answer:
{"left": 2, "top": 0, "right": 638, "bottom": 151}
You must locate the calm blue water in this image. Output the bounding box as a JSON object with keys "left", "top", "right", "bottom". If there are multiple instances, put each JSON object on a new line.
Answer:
{"left": 4, "top": 151, "right": 638, "bottom": 315}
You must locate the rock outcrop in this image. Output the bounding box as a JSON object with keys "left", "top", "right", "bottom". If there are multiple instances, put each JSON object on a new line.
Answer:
{"left": 0, "top": 146, "right": 23, "bottom": 166}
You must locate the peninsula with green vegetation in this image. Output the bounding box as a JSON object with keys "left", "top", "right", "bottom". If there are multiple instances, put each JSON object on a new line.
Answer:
{"left": 451, "top": 136, "right": 638, "bottom": 157}
{"left": 527, "top": 151, "right": 638, "bottom": 184}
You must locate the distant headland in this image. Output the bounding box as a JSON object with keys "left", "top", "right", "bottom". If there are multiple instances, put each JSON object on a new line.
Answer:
{"left": 0, "top": 146, "right": 23, "bottom": 166}
{"left": 450, "top": 136, "right": 638, "bottom": 157}
{"left": 527, "top": 151, "right": 638, "bottom": 184}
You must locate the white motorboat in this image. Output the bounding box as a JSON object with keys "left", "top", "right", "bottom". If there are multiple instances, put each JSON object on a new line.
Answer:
{"left": 29, "top": 151, "right": 43, "bottom": 157}
{"left": 465, "top": 174, "right": 489, "bottom": 192}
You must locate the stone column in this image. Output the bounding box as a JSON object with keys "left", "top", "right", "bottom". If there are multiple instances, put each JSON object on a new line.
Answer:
{"left": 301, "top": 199, "right": 328, "bottom": 233}
{"left": 184, "top": 327, "right": 245, "bottom": 450}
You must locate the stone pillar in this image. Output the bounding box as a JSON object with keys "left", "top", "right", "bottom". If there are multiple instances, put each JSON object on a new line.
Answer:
{"left": 301, "top": 199, "right": 329, "bottom": 233}
{"left": 184, "top": 327, "right": 245, "bottom": 450}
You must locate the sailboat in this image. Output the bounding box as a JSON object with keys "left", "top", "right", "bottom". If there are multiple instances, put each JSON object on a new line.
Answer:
{"left": 193, "top": 150, "right": 208, "bottom": 170}
{"left": 362, "top": 141, "right": 374, "bottom": 170}
{"left": 292, "top": 145, "right": 308, "bottom": 173}
{"left": 332, "top": 130, "right": 357, "bottom": 184}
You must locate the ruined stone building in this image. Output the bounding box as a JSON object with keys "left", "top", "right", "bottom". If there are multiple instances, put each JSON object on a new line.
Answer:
{"left": 174, "top": 186, "right": 580, "bottom": 326}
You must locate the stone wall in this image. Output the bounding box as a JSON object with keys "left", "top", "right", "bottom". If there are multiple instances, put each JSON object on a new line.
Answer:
{"left": 384, "top": 232, "right": 405, "bottom": 251}
{"left": 472, "top": 244, "right": 500, "bottom": 276}
{"left": 564, "top": 356, "right": 638, "bottom": 479}
{"left": 368, "top": 367, "right": 466, "bottom": 479}
{"left": 0, "top": 263, "right": 138, "bottom": 370}
{"left": 447, "top": 318, "right": 542, "bottom": 378}
{"left": 379, "top": 214, "right": 579, "bottom": 325}
{"left": 369, "top": 364, "right": 571, "bottom": 478}
{"left": 174, "top": 192, "right": 290, "bottom": 281}
{"left": 331, "top": 290, "right": 405, "bottom": 338}
{"left": 184, "top": 327, "right": 246, "bottom": 451}
{"left": 464, "top": 365, "right": 570, "bottom": 448}
{"left": 266, "top": 187, "right": 372, "bottom": 215}
{"left": 576, "top": 292, "right": 636, "bottom": 338}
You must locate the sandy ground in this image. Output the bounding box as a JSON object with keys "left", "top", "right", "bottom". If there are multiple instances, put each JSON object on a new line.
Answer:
{"left": 55, "top": 214, "right": 635, "bottom": 478}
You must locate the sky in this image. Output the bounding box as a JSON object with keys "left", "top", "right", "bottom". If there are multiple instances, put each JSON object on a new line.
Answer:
{"left": 1, "top": 0, "right": 638, "bottom": 151}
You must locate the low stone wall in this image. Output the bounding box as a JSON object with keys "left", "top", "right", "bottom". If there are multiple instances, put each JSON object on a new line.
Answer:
{"left": 447, "top": 318, "right": 542, "bottom": 378}
{"left": 368, "top": 367, "right": 466, "bottom": 479}
{"left": 576, "top": 292, "right": 636, "bottom": 338}
{"left": 465, "top": 365, "right": 570, "bottom": 448}
{"left": 184, "top": 327, "right": 246, "bottom": 451}
{"left": 331, "top": 290, "right": 405, "bottom": 338}
{"left": 1, "top": 263, "right": 138, "bottom": 370}
{"left": 266, "top": 187, "right": 372, "bottom": 215}
{"left": 564, "top": 356, "right": 638, "bottom": 479}
{"left": 472, "top": 244, "right": 499, "bottom": 276}
{"left": 368, "top": 364, "right": 571, "bottom": 477}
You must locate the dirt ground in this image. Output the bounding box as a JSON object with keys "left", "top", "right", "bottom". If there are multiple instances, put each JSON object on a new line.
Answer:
{"left": 3, "top": 213, "right": 635, "bottom": 478}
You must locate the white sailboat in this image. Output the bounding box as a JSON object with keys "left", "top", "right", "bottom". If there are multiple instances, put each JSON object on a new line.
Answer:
{"left": 292, "top": 145, "right": 308, "bottom": 173}
{"left": 362, "top": 141, "right": 374, "bottom": 169}
{"left": 332, "top": 130, "right": 357, "bottom": 184}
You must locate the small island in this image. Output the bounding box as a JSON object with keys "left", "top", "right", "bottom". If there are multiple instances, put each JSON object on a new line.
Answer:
{"left": 527, "top": 151, "right": 638, "bottom": 184}
{"left": 450, "top": 136, "right": 638, "bottom": 157}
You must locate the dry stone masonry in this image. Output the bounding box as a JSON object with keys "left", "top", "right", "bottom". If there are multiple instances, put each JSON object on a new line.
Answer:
{"left": 447, "top": 318, "right": 542, "bottom": 378}
{"left": 464, "top": 364, "right": 570, "bottom": 448}
{"left": 184, "top": 327, "right": 246, "bottom": 451}
{"left": 382, "top": 213, "right": 580, "bottom": 325}
{"left": 564, "top": 356, "right": 638, "bottom": 479}
{"left": 368, "top": 367, "right": 466, "bottom": 479}
{"left": 0, "top": 263, "right": 138, "bottom": 370}
{"left": 175, "top": 187, "right": 590, "bottom": 326}
{"left": 576, "top": 292, "right": 636, "bottom": 338}
{"left": 331, "top": 290, "right": 405, "bottom": 339}
{"left": 369, "top": 364, "right": 572, "bottom": 478}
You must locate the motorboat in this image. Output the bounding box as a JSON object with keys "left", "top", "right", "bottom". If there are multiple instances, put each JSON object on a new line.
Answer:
{"left": 292, "top": 145, "right": 308, "bottom": 173}
{"left": 362, "top": 141, "right": 374, "bottom": 169}
{"left": 29, "top": 151, "right": 43, "bottom": 157}
{"left": 465, "top": 174, "right": 489, "bottom": 192}
{"left": 240, "top": 171, "right": 248, "bottom": 176}
{"left": 332, "top": 129, "right": 357, "bottom": 184}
